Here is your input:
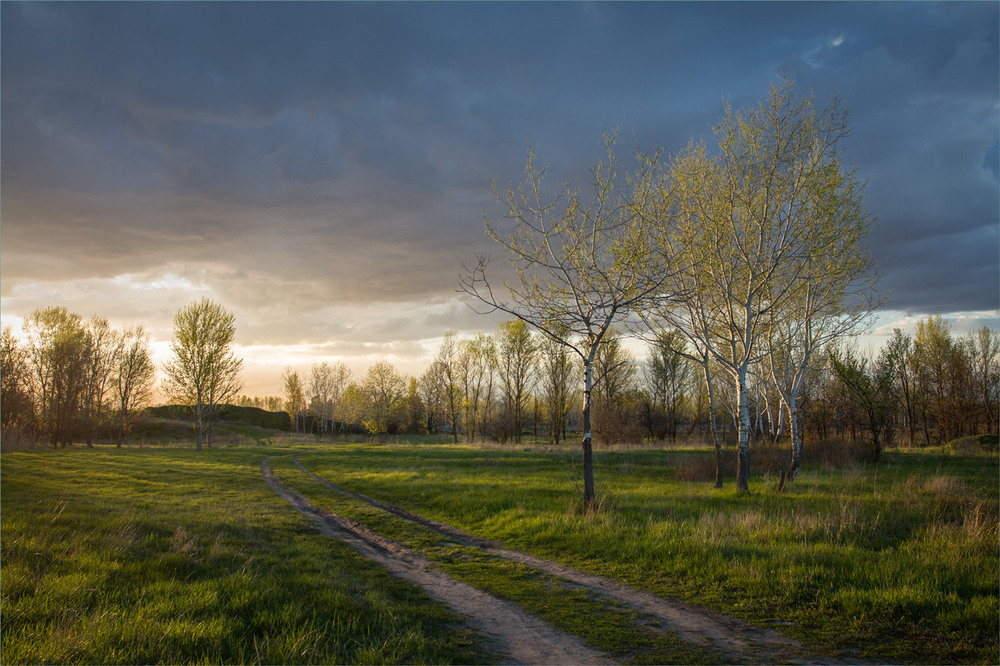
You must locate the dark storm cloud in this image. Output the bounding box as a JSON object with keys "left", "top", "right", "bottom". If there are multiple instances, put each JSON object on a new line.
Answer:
{"left": 2, "top": 1, "right": 997, "bottom": 355}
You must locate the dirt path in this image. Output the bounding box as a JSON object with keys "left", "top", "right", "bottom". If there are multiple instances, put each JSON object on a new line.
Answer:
{"left": 292, "top": 457, "right": 849, "bottom": 665}
{"left": 262, "top": 458, "right": 614, "bottom": 665}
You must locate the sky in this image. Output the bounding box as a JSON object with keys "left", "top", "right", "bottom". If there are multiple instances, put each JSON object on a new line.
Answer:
{"left": 2, "top": 1, "right": 998, "bottom": 398}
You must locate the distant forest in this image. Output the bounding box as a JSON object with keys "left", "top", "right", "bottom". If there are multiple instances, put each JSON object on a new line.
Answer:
{"left": 4, "top": 306, "right": 994, "bottom": 454}
{"left": 270, "top": 316, "right": 999, "bottom": 454}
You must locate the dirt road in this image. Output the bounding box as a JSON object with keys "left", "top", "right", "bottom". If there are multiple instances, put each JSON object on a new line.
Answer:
{"left": 265, "top": 455, "right": 850, "bottom": 664}
{"left": 263, "top": 458, "right": 614, "bottom": 665}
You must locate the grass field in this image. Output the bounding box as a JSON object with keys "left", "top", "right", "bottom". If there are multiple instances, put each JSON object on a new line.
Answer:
{"left": 2, "top": 440, "right": 997, "bottom": 664}
{"left": 0, "top": 447, "right": 488, "bottom": 665}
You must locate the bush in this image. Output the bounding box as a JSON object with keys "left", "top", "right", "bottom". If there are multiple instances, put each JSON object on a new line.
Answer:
{"left": 145, "top": 404, "right": 292, "bottom": 431}
{"left": 672, "top": 437, "right": 871, "bottom": 483}
{"left": 947, "top": 434, "right": 1000, "bottom": 455}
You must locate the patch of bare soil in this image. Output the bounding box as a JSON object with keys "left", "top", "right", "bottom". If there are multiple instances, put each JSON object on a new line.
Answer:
{"left": 293, "top": 457, "right": 855, "bottom": 665}
{"left": 262, "top": 458, "right": 614, "bottom": 665}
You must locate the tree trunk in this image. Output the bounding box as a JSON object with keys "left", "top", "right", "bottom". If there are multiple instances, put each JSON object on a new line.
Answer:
{"left": 118, "top": 408, "right": 126, "bottom": 448}
{"left": 787, "top": 395, "right": 803, "bottom": 481}
{"left": 736, "top": 368, "right": 751, "bottom": 493}
{"left": 703, "top": 361, "right": 724, "bottom": 489}
{"left": 774, "top": 401, "right": 785, "bottom": 445}
{"left": 582, "top": 361, "right": 596, "bottom": 511}
{"left": 196, "top": 405, "right": 204, "bottom": 452}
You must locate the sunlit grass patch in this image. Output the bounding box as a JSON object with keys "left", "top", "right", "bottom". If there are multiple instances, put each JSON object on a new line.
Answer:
{"left": 4, "top": 441, "right": 996, "bottom": 664}
{"left": 295, "top": 441, "right": 998, "bottom": 664}
{"left": 1, "top": 447, "right": 492, "bottom": 665}
{"left": 273, "top": 455, "right": 726, "bottom": 664}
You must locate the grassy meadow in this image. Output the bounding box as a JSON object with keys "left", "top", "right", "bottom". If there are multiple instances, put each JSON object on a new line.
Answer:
{"left": 0, "top": 447, "right": 487, "bottom": 665}
{"left": 2, "top": 438, "right": 997, "bottom": 664}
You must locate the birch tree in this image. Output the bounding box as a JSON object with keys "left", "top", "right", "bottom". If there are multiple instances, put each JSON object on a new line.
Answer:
{"left": 765, "top": 238, "right": 879, "bottom": 479}
{"left": 654, "top": 75, "right": 874, "bottom": 492}
{"left": 461, "top": 132, "right": 675, "bottom": 510}
{"left": 307, "top": 361, "right": 352, "bottom": 434}
{"left": 762, "top": 84, "right": 880, "bottom": 480}
{"left": 309, "top": 362, "right": 333, "bottom": 434}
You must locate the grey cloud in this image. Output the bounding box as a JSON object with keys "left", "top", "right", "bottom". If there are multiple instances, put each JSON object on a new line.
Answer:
{"left": 2, "top": 1, "right": 997, "bottom": 387}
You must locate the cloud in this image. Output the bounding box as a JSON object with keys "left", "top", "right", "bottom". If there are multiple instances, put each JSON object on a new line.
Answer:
{"left": 2, "top": 1, "right": 997, "bottom": 395}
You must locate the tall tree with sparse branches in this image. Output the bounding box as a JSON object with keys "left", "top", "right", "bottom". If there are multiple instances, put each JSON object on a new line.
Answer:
{"left": 496, "top": 319, "right": 538, "bottom": 443}
{"left": 461, "top": 132, "right": 677, "bottom": 511}
{"left": 112, "top": 324, "right": 156, "bottom": 447}
{"left": 80, "top": 316, "right": 117, "bottom": 448}
{"left": 162, "top": 298, "right": 243, "bottom": 451}
{"left": 23, "top": 307, "right": 88, "bottom": 448}
{"left": 283, "top": 367, "right": 305, "bottom": 433}
{"left": 648, "top": 75, "right": 875, "bottom": 492}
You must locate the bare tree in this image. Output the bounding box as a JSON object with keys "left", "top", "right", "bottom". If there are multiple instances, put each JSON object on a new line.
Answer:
{"left": 592, "top": 328, "right": 639, "bottom": 445}
{"left": 970, "top": 327, "right": 1000, "bottom": 435}
{"left": 884, "top": 329, "right": 918, "bottom": 447}
{"left": 309, "top": 362, "right": 335, "bottom": 435}
{"left": 496, "top": 319, "right": 538, "bottom": 443}
{"left": 643, "top": 329, "right": 691, "bottom": 444}
{"left": 162, "top": 298, "right": 243, "bottom": 451}
{"left": 80, "top": 316, "right": 117, "bottom": 448}
{"left": 111, "top": 325, "right": 156, "bottom": 447}
{"left": 461, "top": 133, "right": 676, "bottom": 510}
{"left": 431, "top": 332, "right": 462, "bottom": 442}
{"left": 539, "top": 326, "right": 576, "bottom": 445}
{"left": 456, "top": 333, "right": 495, "bottom": 443}
{"left": 1, "top": 327, "right": 35, "bottom": 446}
{"left": 419, "top": 359, "right": 447, "bottom": 435}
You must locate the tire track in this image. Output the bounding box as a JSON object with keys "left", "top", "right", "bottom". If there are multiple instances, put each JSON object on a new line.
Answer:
{"left": 293, "top": 456, "right": 851, "bottom": 664}
{"left": 262, "top": 457, "right": 614, "bottom": 665}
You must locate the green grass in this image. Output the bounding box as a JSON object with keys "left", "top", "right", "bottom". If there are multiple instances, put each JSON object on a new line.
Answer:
{"left": 3, "top": 441, "right": 997, "bottom": 664}
{"left": 0, "top": 447, "right": 490, "bottom": 665}
{"left": 291, "top": 442, "right": 999, "bottom": 664}
{"left": 270, "top": 456, "right": 727, "bottom": 664}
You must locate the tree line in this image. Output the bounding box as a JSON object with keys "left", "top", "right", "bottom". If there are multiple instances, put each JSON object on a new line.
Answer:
{"left": 268, "top": 316, "right": 997, "bottom": 455}
{"left": 2, "top": 298, "right": 243, "bottom": 451}
{"left": 5, "top": 300, "right": 994, "bottom": 460}
{"left": 2, "top": 307, "right": 156, "bottom": 449}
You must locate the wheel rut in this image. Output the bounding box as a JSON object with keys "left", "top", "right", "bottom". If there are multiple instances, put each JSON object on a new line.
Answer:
{"left": 291, "top": 456, "right": 858, "bottom": 665}
{"left": 262, "top": 457, "right": 614, "bottom": 665}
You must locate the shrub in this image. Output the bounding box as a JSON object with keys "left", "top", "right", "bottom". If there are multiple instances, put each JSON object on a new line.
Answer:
{"left": 671, "top": 437, "right": 871, "bottom": 483}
